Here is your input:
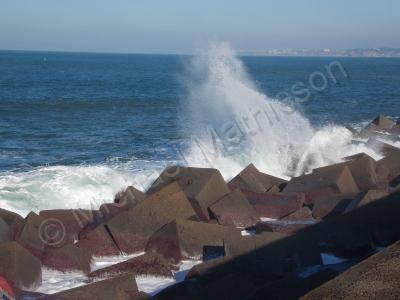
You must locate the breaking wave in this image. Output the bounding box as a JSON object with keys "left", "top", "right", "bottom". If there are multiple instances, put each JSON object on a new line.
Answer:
{"left": 0, "top": 163, "right": 165, "bottom": 216}
{"left": 181, "top": 42, "right": 382, "bottom": 178}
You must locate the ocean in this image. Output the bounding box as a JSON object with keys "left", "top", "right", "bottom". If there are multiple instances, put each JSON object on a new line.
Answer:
{"left": 1, "top": 44, "right": 400, "bottom": 215}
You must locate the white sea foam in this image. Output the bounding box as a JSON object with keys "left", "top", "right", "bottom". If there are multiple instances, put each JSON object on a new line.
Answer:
{"left": 0, "top": 165, "right": 140, "bottom": 216}
{"left": 36, "top": 269, "right": 88, "bottom": 295}
{"left": 91, "top": 252, "right": 145, "bottom": 272}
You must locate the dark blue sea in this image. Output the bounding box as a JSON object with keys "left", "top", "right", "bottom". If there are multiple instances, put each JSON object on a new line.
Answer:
{"left": 1, "top": 48, "right": 399, "bottom": 214}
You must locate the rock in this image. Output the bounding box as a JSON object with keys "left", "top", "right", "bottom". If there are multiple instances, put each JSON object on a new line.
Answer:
{"left": 146, "top": 218, "right": 241, "bottom": 263}
{"left": 78, "top": 223, "right": 120, "bottom": 257}
{"left": 14, "top": 212, "right": 46, "bottom": 257}
{"left": 89, "top": 252, "right": 174, "bottom": 279}
{"left": 0, "top": 242, "right": 42, "bottom": 290}
{"left": 39, "top": 209, "right": 101, "bottom": 246}
{"left": 54, "top": 273, "right": 145, "bottom": 300}
{"left": 42, "top": 244, "right": 92, "bottom": 274}
{"left": 283, "top": 165, "right": 359, "bottom": 204}
{"left": 281, "top": 207, "right": 314, "bottom": 222}
{"left": 345, "top": 189, "right": 389, "bottom": 213}
{"left": 0, "top": 218, "right": 11, "bottom": 244}
{"left": 114, "top": 186, "right": 146, "bottom": 208}
{"left": 147, "top": 166, "right": 230, "bottom": 220}
{"left": 209, "top": 189, "right": 259, "bottom": 227}
{"left": 302, "top": 241, "right": 400, "bottom": 299}
{"left": 312, "top": 193, "right": 359, "bottom": 219}
{"left": 0, "top": 208, "right": 23, "bottom": 228}
{"left": 243, "top": 189, "right": 304, "bottom": 219}
{"left": 227, "top": 164, "right": 288, "bottom": 193}
{"left": 106, "top": 182, "right": 197, "bottom": 254}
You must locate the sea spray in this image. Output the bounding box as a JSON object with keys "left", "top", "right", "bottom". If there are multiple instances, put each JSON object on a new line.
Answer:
{"left": 181, "top": 42, "right": 382, "bottom": 178}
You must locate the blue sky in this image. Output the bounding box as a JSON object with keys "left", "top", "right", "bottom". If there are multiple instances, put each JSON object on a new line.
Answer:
{"left": 1, "top": 0, "right": 399, "bottom": 53}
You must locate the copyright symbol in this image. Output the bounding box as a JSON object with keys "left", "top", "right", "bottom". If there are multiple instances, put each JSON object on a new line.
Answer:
{"left": 39, "top": 218, "right": 66, "bottom": 246}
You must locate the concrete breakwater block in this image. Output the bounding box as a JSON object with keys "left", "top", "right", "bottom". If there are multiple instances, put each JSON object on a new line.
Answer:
{"left": 89, "top": 252, "right": 174, "bottom": 279}
{"left": 243, "top": 189, "right": 305, "bottom": 219}
{"left": 0, "top": 242, "right": 42, "bottom": 291}
{"left": 228, "top": 163, "right": 288, "bottom": 193}
{"left": 366, "top": 114, "right": 396, "bottom": 131}
{"left": 311, "top": 192, "right": 359, "bottom": 219}
{"left": 100, "top": 186, "right": 147, "bottom": 221}
{"left": 156, "top": 192, "right": 400, "bottom": 299}
{"left": 14, "top": 212, "right": 46, "bottom": 258}
{"left": 331, "top": 152, "right": 382, "bottom": 191}
{"left": 0, "top": 209, "right": 23, "bottom": 229}
{"left": 377, "top": 149, "right": 400, "bottom": 182}
{"left": 105, "top": 182, "right": 197, "bottom": 254}
{"left": 42, "top": 244, "right": 92, "bottom": 274}
{"left": 147, "top": 166, "right": 230, "bottom": 221}
{"left": 0, "top": 219, "right": 11, "bottom": 244}
{"left": 39, "top": 209, "right": 102, "bottom": 246}
{"left": 302, "top": 240, "right": 400, "bottom": 299}
{"left": 114, "top": 185, "right": 146, "bottom": 208}
{"left": 283, "top": 165, "right": 359, "bottom": 204}
{"left": 77, "top": 222, "right": 121, "bottom": 257}
{"left": 146, "top": 218, "right": 241, "bottom": 264}
{"left": 53, "top": 273, "right": 146, "bottom": 300}
{"left": 209, "top": 189, "right": 259, "bottom": 227}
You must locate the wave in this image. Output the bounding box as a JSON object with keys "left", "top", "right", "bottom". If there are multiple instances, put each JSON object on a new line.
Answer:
{"left": 0, "top": 163, "right": 163, "bottom": 217}
{"left": 180, "top": 42, "right": 383, "bottom": 178}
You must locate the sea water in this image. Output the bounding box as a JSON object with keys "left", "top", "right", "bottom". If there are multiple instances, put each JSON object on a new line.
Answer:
{"left": 1, "top": 44, "right": 399, "bottom": 216}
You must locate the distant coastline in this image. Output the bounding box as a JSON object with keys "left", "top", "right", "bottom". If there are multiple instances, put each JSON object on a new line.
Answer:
{"left": 239, "top": 47, "right": 400, "bottom": 58}
{"left": 2, "top": 47, "right": 400, "bottom": 58}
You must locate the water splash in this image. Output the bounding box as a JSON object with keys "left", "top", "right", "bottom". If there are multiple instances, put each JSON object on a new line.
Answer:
{"left": 182, "top": 42, "right": 381, "bottom": 179}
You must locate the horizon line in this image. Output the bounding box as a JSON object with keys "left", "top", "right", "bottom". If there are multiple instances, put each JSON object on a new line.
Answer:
{"left": 1, "top": 48, "right": 400, "bottom": 58}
